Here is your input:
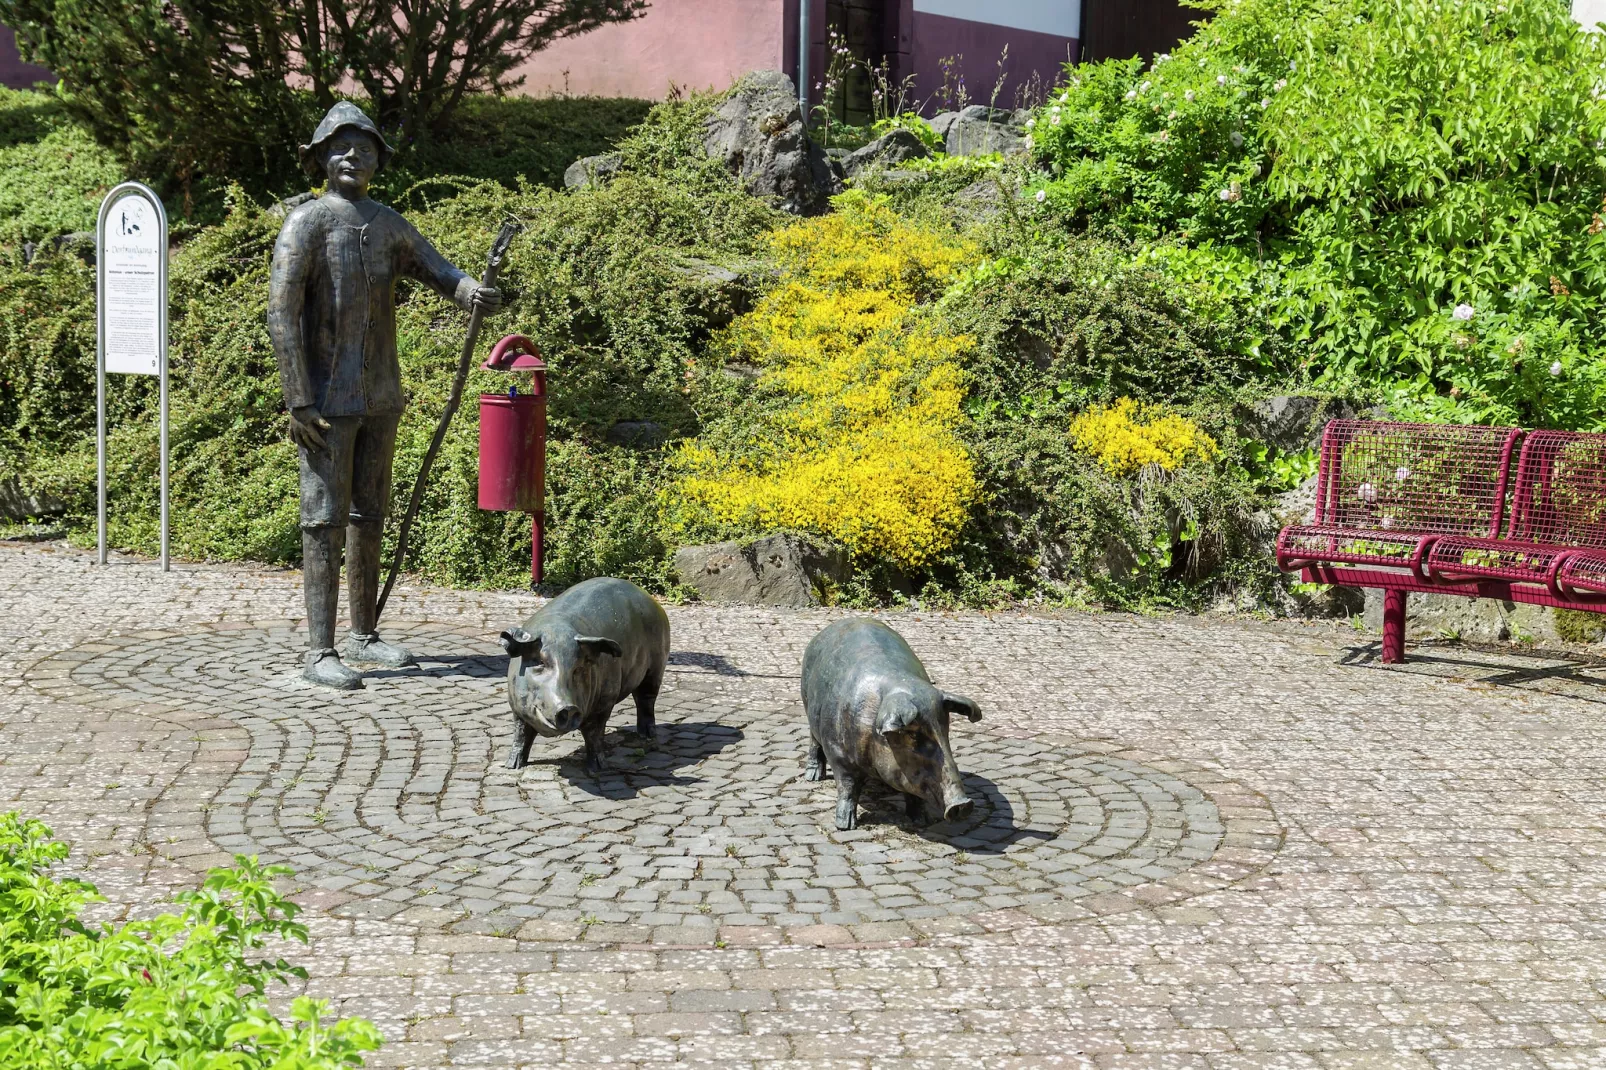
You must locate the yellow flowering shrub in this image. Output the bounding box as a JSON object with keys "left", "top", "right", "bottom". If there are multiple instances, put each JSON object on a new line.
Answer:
{"left": 1069, "top": 398, "right": 1218, "bottom": 476}
{"left": 669, "top": 193, "right": 980, "bottom": 566}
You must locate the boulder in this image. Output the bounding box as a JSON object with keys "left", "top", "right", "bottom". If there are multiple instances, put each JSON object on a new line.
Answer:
{"left": 842, "top": 129, "right": 930, "bottom": 177}
{"left": 605, "top": 421, "right": 667, "bottom": 448}
{"left": 268, "top": 191, "right": 317, "bottom": 219}
{"left": 0, "top": 477, "right": 67, "bottom": 521}
{"left": 942, "top": 105, "right": 1030, "bottom": 157}
{"left": 673, "top": 534, "right": 849, "bottom": 606}
{"left": 564, "top": 152, "right": 622, "bottom": 190}
{"left": 1241, "top": 396, "right": 1357, "bottom": 454}
{"left": 703, "top": 70, "right": 839, "bottom": 215}
{"left": 1361, "top": 588, "right": 1560, "bottom": 644}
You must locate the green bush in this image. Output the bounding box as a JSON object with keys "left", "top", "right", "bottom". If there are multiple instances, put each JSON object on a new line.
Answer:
{"left": 0, "top": 93, "right": 778, "bottom": 590}
{"left": 0, "top": 813, "right": 380, "bottom": 1067}
{"left": 0, "top": 87, "right": 124, "bottom": 244}
{"left": 1031, "top": 0, "right": 1606, "bottom": 430}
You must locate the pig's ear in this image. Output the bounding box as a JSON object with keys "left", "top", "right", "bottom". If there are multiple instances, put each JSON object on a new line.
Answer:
{"left": 874, "top": 693, "right": 921, "bottom": 738}
{"left": 941, "top": 691, "right": 982, "bottom": 723}
{"left": 499, "top": 628, "right": 540, "bottom": 659}
{"left": 576, "top": 636, "right": 624, "bottom": 659}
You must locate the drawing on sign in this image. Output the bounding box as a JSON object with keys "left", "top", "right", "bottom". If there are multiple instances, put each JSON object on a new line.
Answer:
{"left": 102, "top": 194, "right": 162, "bottom": 376}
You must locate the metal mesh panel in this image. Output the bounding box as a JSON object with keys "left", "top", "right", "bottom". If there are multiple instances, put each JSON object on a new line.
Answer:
{"left": 1426, "top": 537, "right": 1566, "bottom": 585}
{"left": 1504, "top": 431, "right": 1606, "bottom": 546}
{"left": 1316, "top": 420, "right": 1520, "bottom": 536}
{"left": 1560, "top": 551, "right": 1606, "bottom": 597}
{"left": 1277, "top": 525, "right": 1430, "bottom": 568}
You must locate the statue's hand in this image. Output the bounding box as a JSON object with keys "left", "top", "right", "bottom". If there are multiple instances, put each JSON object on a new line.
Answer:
{"left": 289, "top": 405, "right": 331, "bottom": 451}
{"left": 470, "top": 285, "right": 502, "bottom": 315}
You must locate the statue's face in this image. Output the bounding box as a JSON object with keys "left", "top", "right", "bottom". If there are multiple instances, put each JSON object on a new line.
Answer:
{"left": 322, "top": 129, "right": 379, "bottom": 197}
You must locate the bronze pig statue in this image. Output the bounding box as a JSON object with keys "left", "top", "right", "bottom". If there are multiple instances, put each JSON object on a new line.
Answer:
{"left": 801, "top": 618, "right": 982, "bottom": 830}
{"left": 499, "top": 577, "right": 670, "bottom": 773}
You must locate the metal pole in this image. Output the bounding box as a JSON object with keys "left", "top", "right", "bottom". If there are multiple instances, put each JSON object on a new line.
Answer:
{"left": 97, "top": 323, "right": 106, "bottom": 566}
{"left": 799, "top": 0, "right": 810, "bottom": 118}
{"left": 156, "top": 194, "right": 169, "bottom": 572}
{"left": 95, "top": 195, "right": 107, "bottom": 567}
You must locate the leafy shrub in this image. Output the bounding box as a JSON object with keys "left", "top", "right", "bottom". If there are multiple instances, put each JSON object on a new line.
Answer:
{"left": 0, "top": 813, "right": 380, "bottom": 1067}
{"left": 667, "top": 192, "right": 981, "bottom": 567}
{"left": 1031, "top": 0, "right": 1606, "bottom": 429}
{"left": 0, "top": 87, "right": 124, "bottom": 245}
{"left": 1, "top": 93, "right": 777, "bottom": 590}
{"left": 1069, "top": 397, "right": 1218, "bottom": 475}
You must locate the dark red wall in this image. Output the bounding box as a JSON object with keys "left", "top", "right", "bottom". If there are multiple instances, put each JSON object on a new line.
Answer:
{"left": 0, "top": 25, "right": 51, "bottom": 90}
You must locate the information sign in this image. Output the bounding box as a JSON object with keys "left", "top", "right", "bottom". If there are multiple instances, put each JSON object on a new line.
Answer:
{"left": 96, "top": 182, "right": 170, "bottom": 569}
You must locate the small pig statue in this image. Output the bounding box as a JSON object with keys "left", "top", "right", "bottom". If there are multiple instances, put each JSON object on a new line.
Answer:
{"left": 498, "top": 577, "right": 670, "bottom": 773}
{"left": 801, "top": 618, "right": 982, "bottom": 830}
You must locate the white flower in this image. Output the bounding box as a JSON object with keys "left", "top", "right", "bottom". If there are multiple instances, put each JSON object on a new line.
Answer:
{"left": 1358, "top": 483, "right": 1377, "bottom": 503}
{"left": 1230, "top": 130, "right": 1244, "bottom": 147}
{"left": 1453, "top": 303, "right": 1475, "bottom": 321}
{"left": 1218, "top": 181, "right": 1242, "bottom": 202}
{"left": 1260, "top": 98, "right": 1271, "bottom": 109}
{"left": 1035, "top": 189, "right": 1047, "bottom": 203}
{"left": 1395, "top": 466, "right": 1411, "bottom": 481}
{"left": 1380, "top": 516, "right": 1395, "bottom": 529}
{"left": 1185, "top": 90, "right": 1196, "bottom": 101}
{"left": 1217, "top": 75, "right": 1228, "bottom": 86}
{"left": 1051, "top": 114, "right": 1061, "bottom": 125}
{"left": 1273, "top": 78, "right": 1287, "bottom": 91}
{"left": 1551, "top": 361, "right": 1564, "bottom": 376}
{"left": 1125, "top": 90, "right": 1137, "bottom": 101}
{"left": 1026, "top": 117, "right": 1036, "bottom": 127}
{"left": 1156, "top": 53, "right": 1170, "bottom": 63}
{"left": 1289, "top": 59, "right": 1297, "bottom": 71}
{"left": 1140, "top": 81, "right": 1152, "bottom": 92}
{"left": 1168, "top": 110, "right": 1179, "bottom": 120}
{"left": 1059, "top": 92, "right": 1070, "bottom": 104}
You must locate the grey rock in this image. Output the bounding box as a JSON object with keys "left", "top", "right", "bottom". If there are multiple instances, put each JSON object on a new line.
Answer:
{"left": 605, "top": 421, "right": 667, "bottom": 448}
{"left": 1242, "top": 395, "right": 1357, "bottom": 455}
{"left": 268, "top": 191, "right": 317, "bottom": 219}
{"left": 703, "top": 70, "right": 839, "bottom": 215}
{"left": 564, "top": 152, "right": 622, "bottom": 190}
{"left": 666, "top": 255, "right": 759, "bottom": 328}
{"left": 929, "top": 111, "right": 962, "bottom": 140}
{"left": 0, "top": 477, "right": 67, "bottom": 521}
{"left": 842, "top": 129, "right": 930, "bottom": 177}
{"left": 1361, "top": 588, "right": 1548, "bottom": 644}
{"left": 944, "top": 105, "right": 1030, "bottom": 157}
{"left": 673, "top": 533, "right": 848, "bottom": 606}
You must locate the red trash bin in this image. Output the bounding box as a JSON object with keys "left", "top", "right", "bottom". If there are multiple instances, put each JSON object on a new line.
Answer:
{"left": 478, "top": 335, "right": 548, "bottom": 583}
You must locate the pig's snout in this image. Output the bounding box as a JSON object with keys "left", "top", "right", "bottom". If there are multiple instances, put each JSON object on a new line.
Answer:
{"left": 553, "top": 705, "right": 581, "bottom": 733}
{"left": 943, "top": 796, "right": 974, "bottom": 823}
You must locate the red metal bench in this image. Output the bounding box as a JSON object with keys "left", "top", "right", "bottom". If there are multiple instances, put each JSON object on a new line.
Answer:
{"left": 1276, "top": 420, "right": 1606, "bottom": 662}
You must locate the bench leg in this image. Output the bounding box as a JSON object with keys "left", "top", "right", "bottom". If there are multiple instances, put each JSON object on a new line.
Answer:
{"left": 1381, "top": 589, "right": 1407, "bottom": 664}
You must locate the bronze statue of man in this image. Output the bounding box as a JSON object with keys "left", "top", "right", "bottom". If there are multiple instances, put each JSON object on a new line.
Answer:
{"left": 270, "top": 102, "right": 501, "bottom": 690}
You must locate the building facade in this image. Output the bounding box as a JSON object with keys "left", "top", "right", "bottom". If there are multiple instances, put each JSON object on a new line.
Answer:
{"left": 3, "top": 0, "right": 1195, "bottom": 107}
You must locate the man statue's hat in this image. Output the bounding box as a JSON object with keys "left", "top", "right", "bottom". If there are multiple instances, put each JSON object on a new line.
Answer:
{"left": 298, "top": 102, "right": 394, "bottom": 177}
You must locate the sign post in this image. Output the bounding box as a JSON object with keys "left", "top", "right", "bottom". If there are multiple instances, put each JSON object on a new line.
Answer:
{"left": 96, "top": 182, "right": 169, "bottom": 570}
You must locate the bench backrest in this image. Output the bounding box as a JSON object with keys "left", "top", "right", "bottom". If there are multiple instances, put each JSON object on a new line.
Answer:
{"left": 1505, "top": 430, "right": 1606, "bottom": 547}
{"left": 1314, "top": 420, "right": 1522, "bottom": 536}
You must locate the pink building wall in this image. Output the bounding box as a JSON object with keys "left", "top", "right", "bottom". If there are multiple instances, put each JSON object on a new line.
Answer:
{"left": 511, "top": 0, "right": 787, "bottom": 99}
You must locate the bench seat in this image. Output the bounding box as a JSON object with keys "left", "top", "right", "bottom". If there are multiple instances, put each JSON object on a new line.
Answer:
{"left": 1276, "top": 524, "right": 1439, "bottom": 578}
{"left": 1425, "top": 536, "right": 1573, "bottom": 592}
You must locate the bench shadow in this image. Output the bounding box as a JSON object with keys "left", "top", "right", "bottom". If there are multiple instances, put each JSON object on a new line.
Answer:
{"left": 851, "top": 772, "right": 1055, "bottom": 853}
{"left": 1340, "top": 639, "right": 1606, "bottom": 704}
{"left": 547, "top": 721, "right": 745, "bottom": 800}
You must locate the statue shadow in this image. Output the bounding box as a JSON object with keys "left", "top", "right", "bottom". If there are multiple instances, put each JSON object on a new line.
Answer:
{"left": 850, "top": 772, "right": 1055, "bottom": 854}
{"left": 368, "top": 652, "right": 507, "bottom": 682}
{"left": 550, "top": 721, "right": 745, "bottom": 800}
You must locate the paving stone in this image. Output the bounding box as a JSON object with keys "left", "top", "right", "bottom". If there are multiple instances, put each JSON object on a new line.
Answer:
{"left": 6, "top": 542, "right": 1606, "bottom": 1068}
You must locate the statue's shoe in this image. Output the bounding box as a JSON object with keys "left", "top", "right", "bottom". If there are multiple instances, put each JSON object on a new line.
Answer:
{"left": 343, "top": 632, "right": 416, "bottom": 668}
{"left": 305, "top": 649, "right": 364, "bottom": 690}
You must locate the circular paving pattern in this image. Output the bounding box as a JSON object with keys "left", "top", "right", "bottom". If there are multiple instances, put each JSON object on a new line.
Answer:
{"left": 27, "top": 622, "right": 1283, "bottom": 939}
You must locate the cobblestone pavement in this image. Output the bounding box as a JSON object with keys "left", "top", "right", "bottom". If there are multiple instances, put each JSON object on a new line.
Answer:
{"left": 4, "top": 540, "right": 1606, "bottom": 1069}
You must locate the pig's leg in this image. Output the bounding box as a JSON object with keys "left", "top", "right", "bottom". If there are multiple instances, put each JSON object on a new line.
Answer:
{"left": 506, "top": 716, "right": 535, "bottom": 770}
{"left": 904, "top": 793, "right": 926, "bottom": 824}
{"left": 833, "top": 770, "right": 865, "bottom": 831}
{"left": 632, "top": 668, "right": 661, "bottom": 742}
{"left": 580, "top": 712, "right": 608, "bottom": 774}
{"left": 804, "top": 737, "right": 829, "bottom": 781}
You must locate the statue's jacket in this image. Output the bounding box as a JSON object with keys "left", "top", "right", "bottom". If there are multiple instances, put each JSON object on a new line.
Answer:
{"left": 269, "top": 195, "right": 475, "bottom": 418}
